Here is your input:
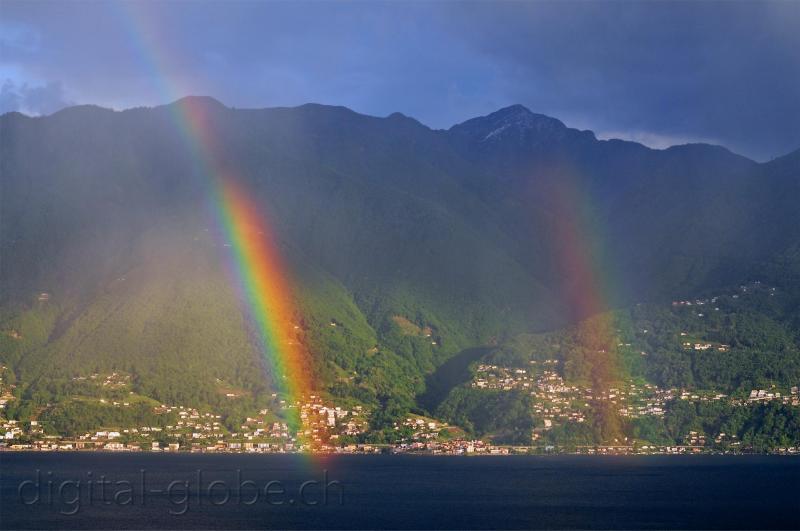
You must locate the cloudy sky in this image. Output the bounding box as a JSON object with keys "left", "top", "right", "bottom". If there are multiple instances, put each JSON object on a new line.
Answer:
{"left": 1, "top": 0, "right": 798, "bottom": 160}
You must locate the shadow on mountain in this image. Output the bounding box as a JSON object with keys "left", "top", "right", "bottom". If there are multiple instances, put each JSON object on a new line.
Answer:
{"left": 418, "top": 347, "right": 492, "bottom": 413}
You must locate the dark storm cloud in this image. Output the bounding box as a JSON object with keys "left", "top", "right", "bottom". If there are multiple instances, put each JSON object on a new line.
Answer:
{"left": 440, "top": 1, "right": 800, "bottom": 160}
{"left": 0, "top": 0, "right": 797, "bottom": 160}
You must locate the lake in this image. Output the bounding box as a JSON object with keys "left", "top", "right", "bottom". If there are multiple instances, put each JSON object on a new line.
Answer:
{"left": 1, "top": 453, "right": 798, "bottom": 529}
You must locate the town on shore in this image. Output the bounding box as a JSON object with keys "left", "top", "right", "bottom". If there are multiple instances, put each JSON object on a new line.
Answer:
{"left": 2, "top": 360, "right": 799, "bottom": 456}
{"left": 3, "top": 281, "right": 799, "bottom": 460}
{"left": 3, "top": 438, "right": 799, "bottom": 456}
{"left": 3, "top": 387, "right": 798, "bottom": 456}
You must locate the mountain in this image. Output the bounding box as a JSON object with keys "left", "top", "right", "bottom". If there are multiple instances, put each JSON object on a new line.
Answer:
{"left": 1, "top": 98, "right": 798, "bottom": 443}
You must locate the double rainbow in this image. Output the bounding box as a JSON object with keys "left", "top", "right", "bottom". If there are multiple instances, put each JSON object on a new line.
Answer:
{"left": 115, "top": 1, "right": 624, "bottom": 446}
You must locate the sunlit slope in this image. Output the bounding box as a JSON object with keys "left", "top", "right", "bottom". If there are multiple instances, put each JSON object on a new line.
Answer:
{"left": 1, "top": 218, "right": 392, "bottom": 407}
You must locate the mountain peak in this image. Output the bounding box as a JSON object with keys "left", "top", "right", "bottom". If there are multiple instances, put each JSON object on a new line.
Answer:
{"left": 449, "top": 104, "right": 569, "bottom": 144}
{"left": 491, "top": 103, "right": 535, "bottom": 118}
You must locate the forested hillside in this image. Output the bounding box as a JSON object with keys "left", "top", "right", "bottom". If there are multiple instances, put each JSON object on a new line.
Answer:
{"left": 1, "top": 98, "right": 798, "bottom": 445}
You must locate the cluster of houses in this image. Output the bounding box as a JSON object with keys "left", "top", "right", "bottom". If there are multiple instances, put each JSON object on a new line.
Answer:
{"left": 471, "top": 361, "right": 681, "bottom": 440}
{"left": 572, "top": 426, "right": 793, "bottom": 455}
{"left": 530, "top": 368, "right": 589, "bottom": 434}
{"left": 0, "top": 387, "right": 372, "bottom": 453}
{"left": 468, "top": 354, "right": 800, "bottom": 451}
{"left": 610, "top": 383, "right": 672, "bottom": 418}
{"left": 683, "top": 340, "right": 730, "bottom": 352}
{"left": 574, "top": 433, "right": 798, "bottom": 456}
{"left": 383, "top": 416, "right": 520, "bottom": 455}
{"left": 72, "top": 371, "right": 131, "bottom": 388}
{"left": 575, "top": 445, "right": 740, "bottom": 455}
{"left": 392, "top": 439, "right": 514, "bottom": 455}
{"left": 298, "top": 397, "right": 366, "bottom": 440}
{"left": 746, "top": 386, "right": 800, "bottom": 406}
{"left": 472, "top": 360, "right": 558, "bottom": 391}
{"left": 396, "top": 416, "right": 445, "bottom": 440}
{"left": 2, "top": 419, "right": 23, "bottom": 440}
{"left": 671, "top": 281, "right": 777, "bottom": 315}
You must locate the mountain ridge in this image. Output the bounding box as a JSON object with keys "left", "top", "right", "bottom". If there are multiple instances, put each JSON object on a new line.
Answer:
{"left": 4, "top": 97, "right": 790, "bottom": 162}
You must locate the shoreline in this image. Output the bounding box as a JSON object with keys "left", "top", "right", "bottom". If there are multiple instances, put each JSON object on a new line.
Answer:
{"left": 2, "top": 448, "right": 798, "bottom": 456}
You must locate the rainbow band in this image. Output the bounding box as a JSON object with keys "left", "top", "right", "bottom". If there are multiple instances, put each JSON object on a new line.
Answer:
{"left": 173, "top": 98, "right": 312, "bottom": 438}
{"left": 216, "top": 177, "right": 311, "bottom": 431}
{"left": 114, "top": 3, "right": 312, "bottom": 438}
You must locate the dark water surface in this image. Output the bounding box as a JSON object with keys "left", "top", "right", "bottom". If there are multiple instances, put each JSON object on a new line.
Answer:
{"left": 1, "top": 453, "right": 798, "bottom": 529}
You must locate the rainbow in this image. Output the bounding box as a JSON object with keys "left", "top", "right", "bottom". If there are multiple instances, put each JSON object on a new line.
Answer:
{"left": 536, "top": 166, "right": 624, "bottom": 442}
{"left": 214, "top": 175, "right": 313, "bottom": 431}
{"left": 114, "top": 4, "right": 313, "bottom": 441}
{"left": 546, "top": 168, "right": 615, "bottom": 326}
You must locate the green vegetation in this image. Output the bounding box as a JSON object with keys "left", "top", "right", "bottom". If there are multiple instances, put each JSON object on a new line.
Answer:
{"left": 437, "top": 388, "right": 535, "bottom": 444}
{"left": 434, "top": 279, "right": 800, "bottom": 448}
{"left": 1, "top": 101, "right": 799, "bottom": 449}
